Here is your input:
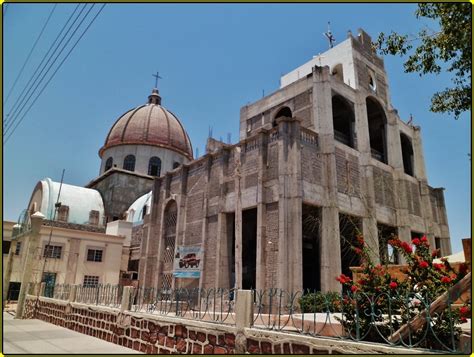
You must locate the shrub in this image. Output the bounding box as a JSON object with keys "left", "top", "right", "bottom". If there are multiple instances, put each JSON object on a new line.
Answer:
{"left": 299, "top": 291, "right": 341, "bottom": 313}
{"left": 335, "top": 234, "right": 470, "bottom": 350}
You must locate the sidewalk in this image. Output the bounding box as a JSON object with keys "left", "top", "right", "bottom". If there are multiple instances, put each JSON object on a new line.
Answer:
{"left": 3, "top": 312, "right": 141, "bottom": 354}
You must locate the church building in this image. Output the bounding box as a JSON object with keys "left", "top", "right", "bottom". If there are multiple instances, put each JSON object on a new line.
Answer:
{"left": 7, "top": 28, "right": 451, "bottom": 297}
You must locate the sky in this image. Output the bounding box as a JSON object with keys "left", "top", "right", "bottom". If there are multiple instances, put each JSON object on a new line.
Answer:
{"left": 3, "top": 4, "right": 471, "bottom": 254}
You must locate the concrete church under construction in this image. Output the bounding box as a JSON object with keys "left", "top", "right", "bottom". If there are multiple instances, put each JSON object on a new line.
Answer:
{"left": 9, "top": 29, "right": 451, "bottom": 296}
{"left": 136, "top": 29, "right": 451, "bottom": 293}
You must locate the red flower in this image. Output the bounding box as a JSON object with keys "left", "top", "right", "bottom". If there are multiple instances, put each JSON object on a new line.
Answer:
{"left": 433, "top": 263, "right": 444, "bottom": 271}
{"left": 353, "top": 247, "right": 362, "bottom": 255}
{"left": 441, "top": 276, "right": 452, "bottom": 284}
{"left": 419, "top": 261, "right": 429, "bottom": 269}
{"left": 412, "top": 238, "right": 421, "bottom": 246}
{"left": 401, "top": 241, "right": 413, "bottom": 254}
{"left": 460, "top": 317, "right": 468, "bottom": 323}
{"left": 356, "top": 235, "right": 365, "bottom": 246}
{"left": 358, "top": 279, "right": 366, "bottom": 285}
{"left": 389, "top": 281, "right": 398, "bottom": 290}
{"left": 420, "top": 236, "right": 428, "bottom": 243}
{"left": 336, "top": 274, "right": 351, "bottom": 284}
{"left": 459, "top": 306, "right": 470, "bottom": 317}
{"left": 431, "top": 249, "right": 440, "bottom": 258}
{"left": 351, "top": 285, "right": 358, "bottom": 293}
{"left": 388, "top": 239, "right": 401, "bottom": 248}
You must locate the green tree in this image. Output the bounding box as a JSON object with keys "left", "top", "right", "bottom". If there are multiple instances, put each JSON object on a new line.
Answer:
{"left": 374, "top": 3, "right": 471, "bottom": 119}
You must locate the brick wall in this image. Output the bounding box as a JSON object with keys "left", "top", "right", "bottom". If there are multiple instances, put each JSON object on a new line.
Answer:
{"left": 24, "top": 295, "right": 418, "bottom": 354}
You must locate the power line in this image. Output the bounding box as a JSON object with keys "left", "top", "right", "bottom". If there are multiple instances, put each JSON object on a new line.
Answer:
{"left": 4, "top": 4, "right": 106, "bottom": 144}
{"left": 3, "top": 3, "right": 82, "bottom": 130}
{"left": 4, "top": 4, "right": 92, "bottom": 136}
{"left": 3, "top": 4, "right": 57, "bottom": 107}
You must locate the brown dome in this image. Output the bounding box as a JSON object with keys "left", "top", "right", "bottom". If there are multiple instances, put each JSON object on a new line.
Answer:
{"left": 100, "top": 89, "right": 193, "bottom": 159}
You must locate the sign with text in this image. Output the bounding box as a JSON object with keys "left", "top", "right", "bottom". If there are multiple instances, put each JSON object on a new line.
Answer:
{"left": 173, "top": 245, "right": 202, "bottom": 278}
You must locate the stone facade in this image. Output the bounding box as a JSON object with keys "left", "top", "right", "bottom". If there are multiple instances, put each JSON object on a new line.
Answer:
{"left": 86, "top": 168, "right": 154, "bottom": 222}
{"left": 138, "top": 29, "right": 451, "bottom": 294}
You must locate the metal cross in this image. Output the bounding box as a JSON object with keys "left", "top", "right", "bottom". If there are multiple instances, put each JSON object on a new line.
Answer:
{"left": 152, "top": 71, "right": 163, "bottom": 88}
{"left": 324, "top": 21, "right": 336, "bottom": 49}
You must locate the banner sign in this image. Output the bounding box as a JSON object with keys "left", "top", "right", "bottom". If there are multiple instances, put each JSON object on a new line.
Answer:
{"left": 173, "top": 245, "right": 202, "bottom": 278}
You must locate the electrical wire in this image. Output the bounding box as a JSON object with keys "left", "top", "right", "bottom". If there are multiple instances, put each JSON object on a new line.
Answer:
{"left": 4, "top": 4, "right": 87, "bottom": 133}
{"left": 4, "top": 4, "right": 106, "bottom": 144}
{"left": 3, "top": 4, "right": 57, "bottom": 107}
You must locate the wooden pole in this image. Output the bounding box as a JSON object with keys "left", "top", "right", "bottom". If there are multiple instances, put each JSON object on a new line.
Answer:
{"left": 388, "top": 272, "right": 471, "bottom": 343}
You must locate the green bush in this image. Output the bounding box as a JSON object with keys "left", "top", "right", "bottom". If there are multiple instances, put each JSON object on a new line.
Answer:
{"left": 299, "top": 291, "right": 342, "bottom": 313}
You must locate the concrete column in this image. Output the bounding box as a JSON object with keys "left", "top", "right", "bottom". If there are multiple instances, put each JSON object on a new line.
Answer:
{"left": 234, "top": 147, "right": 243, "bottom": 290}
{"left": 255, "top": 131, "right": 267, "bottom": 291}
{"left": 198, "top": 156, "right": 211, "bottom": 290}
{"left": 16, "top": 211, "right": 44, "bottom": 319}
{"left": 354, "top": 92, "right": 380, "bottom": 264}
{"left": 39, "top": 282, "right": 46, "bottom": 297}
{"left": 68, "top": 285, "right": 78, "bottom": 303}
{"left": 386, "top": 111, "right": 404, "bottom": 170}
{"left": 312, "top": 66, "right": 341, "bottom": 292}
{"left": 412, "top": 127, "right": 427, "bottom": 180}
{"left": 215, "top": 212, "right": 230, "bottom": 288}
{"left": 276, "top": 118, "right": 303, "bottom": 292}
{"left": 235, "top": 290, "right": 253, "bottom": 329}
{"left": 120, "top": 286, "right": 133, "bottom": 312}
{"left": 3, "top": 225, "right": 21, "bottom": 303}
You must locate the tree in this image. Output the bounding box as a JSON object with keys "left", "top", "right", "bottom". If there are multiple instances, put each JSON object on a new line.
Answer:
{"left": 374, "top": 3, "right": 471, "bottom": 119}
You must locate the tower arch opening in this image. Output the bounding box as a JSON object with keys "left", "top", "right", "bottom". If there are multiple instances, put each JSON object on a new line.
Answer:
{"left": 332, "top": 95, "right": 355, "bottom": 148}
{"left": 400, "top": 133, "right": 414, "bottom": 176}
{"left": 366, "top": 97, "right": 387, "bottom": 163}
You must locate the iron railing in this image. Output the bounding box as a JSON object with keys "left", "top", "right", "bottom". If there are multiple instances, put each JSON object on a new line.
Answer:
{"left": 130, "top": 287, "right": 235, "bottom": 325}
{"left": 52, "top": 284, "right": 71, "bottom": 301}
{"left": 74, "top": 284, "right": 123, "bottom": 308}
{"left": 252, "top": 288, "right": 471, "bottom": 353}
{"left": 37, "top": 284, "right": 470, "bottom": 352}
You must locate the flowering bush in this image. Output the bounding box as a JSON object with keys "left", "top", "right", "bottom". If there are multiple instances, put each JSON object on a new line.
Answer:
{"left": 336, "top": 234, "right": 470, "bottom": 350}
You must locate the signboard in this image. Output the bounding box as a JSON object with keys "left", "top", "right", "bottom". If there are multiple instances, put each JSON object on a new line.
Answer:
{"left": 173, "top": 245, "right": 202, "bottom": 278}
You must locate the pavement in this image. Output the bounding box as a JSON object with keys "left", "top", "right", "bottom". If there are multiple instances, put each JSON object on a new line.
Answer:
{"left": 2, "top": 311, "right": 141, "bottom": 354}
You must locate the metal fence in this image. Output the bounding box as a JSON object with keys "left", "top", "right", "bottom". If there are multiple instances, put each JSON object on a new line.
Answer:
{"left": 74, "top": 284, "right": 123, "bottom": 308}
{"left": 37, "top": 284, "right": 470, "bottom": 352}
{"left": 52, "top": 284, "right": 71, "bottom": 301}
{"left": 252, "top": 288, "right": 471, "bottom": 353}
{"left": 130, "top": 287, "right": 235, "bottom": 325}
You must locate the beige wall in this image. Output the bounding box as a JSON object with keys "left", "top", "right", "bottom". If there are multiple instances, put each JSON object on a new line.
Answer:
{"left": 4, "top": 222, "right": 125, "bottom": 287}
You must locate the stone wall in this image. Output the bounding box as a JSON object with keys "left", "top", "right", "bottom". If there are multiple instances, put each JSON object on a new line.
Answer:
{"left": 24, "top": 295, "right": 420, "bottom": 354}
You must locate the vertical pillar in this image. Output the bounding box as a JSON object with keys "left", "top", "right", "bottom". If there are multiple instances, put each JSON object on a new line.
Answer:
{"left": 235, "top": 290, "right": 254, "bottom": 329}
{"left": 386, "top": 110, "right": 404, "bottom": 170}
{"left": 234, "top": 147, "right": 243, "bottom": 289}
{"left": 68, "top": 284, "right": 78, "bottom": 303}
{"left": 312, "top": 65, "right": 341, "bottom": 292}
{"left": 120, "top": 286, "right": 133, "bottom": 312}
{"left": 412, "top": 127, "right": 427, "bottom": 181}
{"left": 3, "top": 225, "right": 21, "bottom": 303}
{"left": 16, "top": 211, "right": 44, "bottom": 319}
{"left": 198, "top": 156, "right": 211, "bottom": 290}
{"left": 255, "top": 131, "right": 267, "bottom": 291}
{"left": 276, "top": 117, "right": 303, "bottom": 292}
{"left": 354, "top": 93, "right": 380, "bottom": 264}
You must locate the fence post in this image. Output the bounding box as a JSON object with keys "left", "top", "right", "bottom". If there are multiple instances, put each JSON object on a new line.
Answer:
{"left": 69, "top": 285, "right": 78, "bottom": 303}
{"left": 121, "top": 286, "right": 134, "bottom": 312}
{"left": 235, "top": 290, "right": 254, "bottom": 329}
{"left": 39, "top": 282, "right": 46, "bottom": 297}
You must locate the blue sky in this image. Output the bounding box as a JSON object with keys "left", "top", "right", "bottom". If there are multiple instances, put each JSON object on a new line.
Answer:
{"left": 3, "top": 4, "right": 471, "bottom": 253}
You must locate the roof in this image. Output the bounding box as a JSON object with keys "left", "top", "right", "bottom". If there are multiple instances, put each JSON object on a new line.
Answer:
{"left": 99, "top": 89, "right": 193, "bottom": 160}
{"left": 126, "top": 191, "right": 152, "bottom": 224}
{"left": 29, "top": 178, "right": 105, "bottom": 226}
